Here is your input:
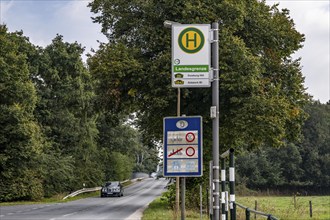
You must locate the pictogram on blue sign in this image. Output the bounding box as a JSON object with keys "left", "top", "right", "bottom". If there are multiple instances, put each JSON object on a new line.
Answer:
{"left": 163, "top": 116, "right": 203, "bottom": 177}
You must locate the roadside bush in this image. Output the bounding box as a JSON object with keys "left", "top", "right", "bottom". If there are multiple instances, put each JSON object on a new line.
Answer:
{"left": 107, "top": 152, "right": 134, "bottom": 181}
{"left": 162, "top": 183, "right": 176, "bottom": 209}
{"left": 0, "top": 169, "right": 44, "bottom": 201}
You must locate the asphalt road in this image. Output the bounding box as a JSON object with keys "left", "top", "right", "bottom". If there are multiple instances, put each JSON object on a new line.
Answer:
{"left": 0, "top": 178, "right": 169, "bottom": 220}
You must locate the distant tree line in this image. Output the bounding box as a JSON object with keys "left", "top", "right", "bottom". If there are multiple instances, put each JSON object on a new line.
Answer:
{"left": 0, "top": 25, "right": 159, "bottom": 202}
{"left": 236, "top": 101, "right": 330, "bottom": 194}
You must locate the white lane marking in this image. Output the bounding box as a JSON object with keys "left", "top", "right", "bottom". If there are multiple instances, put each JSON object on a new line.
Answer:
{"left": 63, "top": 212, "right": 77, "bottom": 217}
{"left": 49, "top": 211, "right": 78, "bottom": 220}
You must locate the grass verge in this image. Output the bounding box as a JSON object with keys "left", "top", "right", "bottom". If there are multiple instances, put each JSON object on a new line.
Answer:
{"left": 0, "top": 191, "right": 100, "bottom": 206}
{"left": 142, "top": 195, "right": 330, "bottom": 220}
{"left": 142, "top": 196, "right": 209, "bottom": 220}
{"left": 236, "top": 196, "right": 330, "bottom": 220}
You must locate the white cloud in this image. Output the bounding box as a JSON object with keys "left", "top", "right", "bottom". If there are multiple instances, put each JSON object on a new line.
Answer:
{"left": 1, "top": 0, "right": 106, "bottom": 60}
{"left": 52, "top": 0, "right": 106, "bottom": 54}
{"left": 267, "top": 1, "right": 330, "bottom": 103}
{"left": 0, "top": 0, "right": 14, "bottom": 21}
{"left": 56, "top": 0, "right": 90, "bottom": 22}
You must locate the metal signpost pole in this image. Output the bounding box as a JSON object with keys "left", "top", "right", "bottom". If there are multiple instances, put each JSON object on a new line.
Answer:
{"left": 181, "top": 176, "right": 185, "bottom": 220}
{"left": 176, "top": 88, "right": 180, "bottom": 218}
{"left": 181, "top": 112, "right": 186, "bottom": 220}
{"left": 209, "top": 160, "right": 214, "bottom": 219}
{"left": 212, "top": 22, "right": 220, "bottom": 220}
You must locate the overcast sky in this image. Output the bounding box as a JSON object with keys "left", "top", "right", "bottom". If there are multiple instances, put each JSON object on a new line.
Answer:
{"left": 0, "top": 0, "right": 329, "bottom": 103}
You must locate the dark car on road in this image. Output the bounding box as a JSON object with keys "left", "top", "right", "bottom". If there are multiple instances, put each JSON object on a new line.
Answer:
{"left": 100, "top": 181, "right": 124, "bottom": 197}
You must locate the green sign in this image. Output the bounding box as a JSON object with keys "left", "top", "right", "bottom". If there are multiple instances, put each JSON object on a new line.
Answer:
{"left": 174, "top": 65, "right": 209, "bottom": 72}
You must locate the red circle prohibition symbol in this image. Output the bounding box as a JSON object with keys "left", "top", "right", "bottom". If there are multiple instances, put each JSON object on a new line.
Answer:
{"left": 185, "top": 132, "right": 195, "bottom": 142}
{"left": 186, "top": 147, "right": 195, "bottom": 157}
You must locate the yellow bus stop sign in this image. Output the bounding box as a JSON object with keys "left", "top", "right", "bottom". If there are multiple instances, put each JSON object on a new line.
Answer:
{"left": 178, "top": 27, "right": 205, "bottom": 54}
{"left": 172, "top": 24, "right": 210, "bottom": 88}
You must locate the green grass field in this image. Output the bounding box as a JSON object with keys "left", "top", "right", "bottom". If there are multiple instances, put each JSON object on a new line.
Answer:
{"left": 142, "top": 195, "right": 330, "bottom": 220}
{"left": 236, "top": 196, "right": 330, "bottom": 220}
{"left": 142, "top": 197, "right": 210, "bottom": 220}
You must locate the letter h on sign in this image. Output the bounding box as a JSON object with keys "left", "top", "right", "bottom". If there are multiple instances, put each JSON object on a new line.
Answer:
{"left": 186, "top": 32, "right": 197, "bottom": 48}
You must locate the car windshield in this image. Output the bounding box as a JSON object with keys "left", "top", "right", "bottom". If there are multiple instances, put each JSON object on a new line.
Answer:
{"left": 105, "top": 182, "right": 119, "bottom": 187}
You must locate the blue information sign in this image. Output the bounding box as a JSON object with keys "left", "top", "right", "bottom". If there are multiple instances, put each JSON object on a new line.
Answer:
{"left": 163, "top": 116, "right": 203, "bottom": 177}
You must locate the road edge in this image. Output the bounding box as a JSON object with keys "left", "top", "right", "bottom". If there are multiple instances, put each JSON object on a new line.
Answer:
{"left": 125, "top": 203, "right": 148, "bottom": 220}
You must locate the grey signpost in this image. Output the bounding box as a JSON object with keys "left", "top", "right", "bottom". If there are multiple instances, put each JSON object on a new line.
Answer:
{"left": 211, "top": 21, "right": 220, "bottom": 220}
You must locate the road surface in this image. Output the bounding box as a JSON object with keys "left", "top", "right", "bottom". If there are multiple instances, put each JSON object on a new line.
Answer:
{"left": 0, "top": 178, "right": 168, "bottom": 220}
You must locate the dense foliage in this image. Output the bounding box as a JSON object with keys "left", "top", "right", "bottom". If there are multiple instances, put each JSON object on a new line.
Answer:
{"left": 88, "top": 0, "right": 308, "bottom": 150}
{"left": 0, "top": 26, "right": 45, "bottom": 201}
{"left": 236, "top": 101, "right": 330, "bottom": 193}
{"left": 0, "top": 26, "right": 158, "bottom": 201}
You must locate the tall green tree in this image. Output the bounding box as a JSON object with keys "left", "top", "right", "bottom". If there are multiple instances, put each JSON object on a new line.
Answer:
{"left": 33, "top": 35, "right": 103, "bottom": 189}
{"left": 0, "top": 25, "right": 45, "bottom": 201}
{"left": 88, "top": 0, "right": 308, "bottom": 150}
{"left": 87, "top": 42, "right": 143, "bottom": 120}
{"left": 88, "top": 42, "right": 158, "bottom": 180}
